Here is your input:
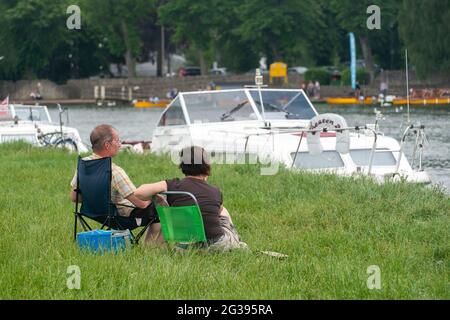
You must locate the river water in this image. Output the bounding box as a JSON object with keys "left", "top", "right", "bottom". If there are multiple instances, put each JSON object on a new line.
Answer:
{"left": 48, "top": 104, "right": 450, "bottom": 192}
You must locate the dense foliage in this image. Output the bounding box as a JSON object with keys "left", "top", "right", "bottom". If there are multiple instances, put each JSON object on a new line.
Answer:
{"left": 341, "top": 68, "right": 371, "bottom": 86}
{"left": 0, "top": 0, "right": 448, "bottom": 81}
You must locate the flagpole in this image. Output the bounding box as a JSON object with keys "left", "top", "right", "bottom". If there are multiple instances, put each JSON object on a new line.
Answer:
{"left": 405, "top": 49, "right": 410, "bottom": 124}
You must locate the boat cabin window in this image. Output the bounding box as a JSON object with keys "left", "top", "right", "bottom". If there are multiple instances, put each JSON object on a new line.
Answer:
{"left": 350, "top": 149, "right": 397, "bottom": 167}
{"left": 183, "top": 91, "right": 256, "bottom": 123}
{"left": 158, "top": 97, "right": 186, "bottom": 126}
{"left": 250, "top": 90, "right": 316, "bottom": 120}
{"left": 12, "top": 106, "right": 50, "bottom": 122}
{"left": 290, "top": 151, "right": 345, "bottom": 169}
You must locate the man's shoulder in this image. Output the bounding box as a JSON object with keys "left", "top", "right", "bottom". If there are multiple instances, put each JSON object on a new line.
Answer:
{"left": 111, "top": 162, "right": 128, "bottom": 176}
{"left": 81, "top": 153, "right": 102, "bottom": 161}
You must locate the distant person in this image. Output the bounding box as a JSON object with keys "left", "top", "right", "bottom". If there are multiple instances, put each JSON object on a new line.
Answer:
{"left": 69, "top": 124, "right": 164, "bottom": 245}
{"left": 314, "top": 80, "right": 321, "bottom": 99}
{"left": 380, "top": 80, "right": 388, "bottom": 97}
{"left": 135, "top": 146, "right": 248, "bottom": 251}
{"left": 207, "top": 81, "right": 216, "bottom": 91}
{"left": 306, "top": 81, "right": 315, "bottom": 97}
{"left": 36, "top": 82, "right": 43, "bottom": 100}
{"left": 355, "top": 82, "right": 361, "bottom": 99}
{"left": 149, "top": 96, "right": 160, "bottom": 103}
{"left": 166, "top": 88, "right": 178, "bottom": 99}
{"left": 30, "top": 91, "right": 42, "bottom": 100}
{"left": 299, "top": 81, "right": 306, "bottom": 92}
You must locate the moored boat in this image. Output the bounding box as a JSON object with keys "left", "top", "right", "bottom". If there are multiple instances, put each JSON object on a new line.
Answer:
{"left": 150, "top": 87, "right": 430, "bottom": 184}
{"left": 326, "top": 97, "right": 375, "bottom": 105}
{"left": 0, "top": 104, "right": 88, "bottom": 153}
{"left": 133, "top": 99, "right": 170, "bottom": 108}
{"left": 392, "top": 97, "right": 450, "bottom": 106}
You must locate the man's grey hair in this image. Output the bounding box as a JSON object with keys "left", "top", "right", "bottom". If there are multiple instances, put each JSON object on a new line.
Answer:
{"left": 90, "top": 124, "right": 115, "bottom": 152}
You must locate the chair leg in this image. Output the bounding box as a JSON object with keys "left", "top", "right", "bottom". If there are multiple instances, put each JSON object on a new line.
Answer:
{"left": 74, "top": 214, "right": 78, "bottom": 241}
{"left": 100, "top": 215, "right": 112, "bottom": 230}
{"left": 79, "top": 216, "right": 91, "bottom": 231}
{"left": 133, "top": 217, "right": 157, "bottom": 245}
{"left": 133, "top": 224, "right": 150, "bottom": 244}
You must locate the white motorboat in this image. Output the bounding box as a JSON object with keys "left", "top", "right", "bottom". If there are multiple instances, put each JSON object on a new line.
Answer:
{"left": 0, "top": 104, "right": 88, "bottom": 153}
{"left": 150, "top": 86, "right": 430, "bottom": 184}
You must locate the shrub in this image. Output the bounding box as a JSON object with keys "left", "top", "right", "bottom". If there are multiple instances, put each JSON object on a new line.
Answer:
{"left": 304, "top": 68, "right": 331, "bottom": 85}
{"left": 341, "top": 68, "right": 370, "bottom": 86}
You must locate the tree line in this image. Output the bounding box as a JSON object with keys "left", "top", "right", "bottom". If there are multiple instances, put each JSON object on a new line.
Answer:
{"left": 0, "top": 0, "right": 448, "bottom": 82}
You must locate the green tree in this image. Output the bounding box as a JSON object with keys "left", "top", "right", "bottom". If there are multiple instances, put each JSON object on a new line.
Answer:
{"left": 159, "top": 0, "right": 225, "bottom": 75}
{"left": 0, "top": 0, "right": 68, "bottom": 80}
{"left": 0, "top": 0, "right": 109, "bottom": 82}
{"left": 330, "top": 0, "right": 400, "bottom": 82}
{"left": 159, "top": 0, "right": 323, "bottom": 73}
{"left": 81, "top": 0, "right": 156, "bottom": 78}
{"left": 234, "top": 0, "right": 322, "bottom": 66}
{"left": 398, "top": 0, "right": 450, "bottom": 78}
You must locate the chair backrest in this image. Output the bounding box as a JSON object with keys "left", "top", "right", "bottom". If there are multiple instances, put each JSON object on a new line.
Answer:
{"left": 77, "top": 156, "right": 116, "bottom": 219}
{"left": 154, "top": 191, "right": 207, "bottom": 244}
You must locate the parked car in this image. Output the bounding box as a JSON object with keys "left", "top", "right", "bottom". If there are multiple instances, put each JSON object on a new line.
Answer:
{"left": 208, "top": 68, "right": 228, "bottom": 76}
{"left": 288, "top": 66, "right": 309, "bottom": 75}
{"left": 178, "top": 66, "right": 201, "bottom": 77}
{"left": 245, "top": 68, "right": 269, "bottom": 75}
{"left": 342, "top": 60, "right": 381, "bottom": 74}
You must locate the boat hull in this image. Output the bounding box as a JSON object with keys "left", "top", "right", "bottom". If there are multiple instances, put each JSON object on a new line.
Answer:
{"left": 134, "top": 100, "right": 170, "bottom": 108}
{"left": 326, "top": 97, "right": 374, "bottom": 105}
{"left": 393, "top": 98, "right": 450, "bottom": 106}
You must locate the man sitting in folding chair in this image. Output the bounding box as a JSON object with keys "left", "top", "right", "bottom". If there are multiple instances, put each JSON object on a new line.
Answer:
{"left": 69, "top": 124, "right": 163, "bottom": 245}
{"left": 134, "top": 146, "right": 248, "bottom": 251}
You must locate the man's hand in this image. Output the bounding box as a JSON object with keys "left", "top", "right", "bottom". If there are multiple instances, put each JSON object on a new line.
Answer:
{"left": 70, "top": 189, "right": 81, "bottom": 203}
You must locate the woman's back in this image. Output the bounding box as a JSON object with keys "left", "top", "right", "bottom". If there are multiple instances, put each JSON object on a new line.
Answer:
{"left": 166, "top": 177, "right": 224, "bottom": 241}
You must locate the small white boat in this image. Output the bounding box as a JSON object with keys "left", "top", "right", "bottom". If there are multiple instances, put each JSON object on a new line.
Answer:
{"left": 0, "top": 104, "right": 88, "bottom": 153}
{"left": 150, "top": 87, "right": 430, "bottom": 184}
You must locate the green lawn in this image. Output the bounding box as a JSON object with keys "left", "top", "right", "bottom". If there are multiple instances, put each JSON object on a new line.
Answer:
{"left": 0, "top": 143, "right": 448, "bottom": 299}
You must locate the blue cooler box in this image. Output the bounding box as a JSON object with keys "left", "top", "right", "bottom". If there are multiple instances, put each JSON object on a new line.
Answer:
{"left": 77, "top": 230, "right": 131, "bottom": 253}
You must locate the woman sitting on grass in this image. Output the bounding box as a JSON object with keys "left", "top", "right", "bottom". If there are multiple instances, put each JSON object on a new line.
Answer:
{"left": 135, "top": 146, "right": 248, "bottom": 251}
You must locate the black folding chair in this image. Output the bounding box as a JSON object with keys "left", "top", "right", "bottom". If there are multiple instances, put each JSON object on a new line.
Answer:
{"left": 73, "top": 156, "right": 156, "bottom": 245}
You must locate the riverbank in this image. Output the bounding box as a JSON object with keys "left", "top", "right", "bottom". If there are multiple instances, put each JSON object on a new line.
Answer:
{"left": 2, "top": 70, "right": 449, "bottom": 104}
{"left": 0, "top": 143, "right": 448, "bottom": 299}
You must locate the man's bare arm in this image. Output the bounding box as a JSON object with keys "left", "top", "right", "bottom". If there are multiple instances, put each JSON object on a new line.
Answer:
{"left": 134, "top": 181, "right": 168, "bottom": 200}
{"left": 126, "top": 193, "right": 151, "bottom": 209}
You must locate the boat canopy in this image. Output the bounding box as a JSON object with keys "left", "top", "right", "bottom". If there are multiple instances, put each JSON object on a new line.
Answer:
{"left": 157, "top": 89, "right": 318, "bottom": 127}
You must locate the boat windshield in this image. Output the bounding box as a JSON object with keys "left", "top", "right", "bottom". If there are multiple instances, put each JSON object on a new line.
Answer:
{"left": 249, "top": 90, "right": 317, "bottom": 120}
{"left": 182, "top": 90, "right": 256, "bottom": 123}
{"left": 11, "top": 106, "right": 51, "bottom": 122}
{"left": 180, "top": 89, "right": 317, "bottom": 124}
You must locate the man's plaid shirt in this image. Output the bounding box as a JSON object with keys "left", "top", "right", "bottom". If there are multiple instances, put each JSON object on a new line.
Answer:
{"left": 71, "top": 154, "right": 136, "bottom": 216}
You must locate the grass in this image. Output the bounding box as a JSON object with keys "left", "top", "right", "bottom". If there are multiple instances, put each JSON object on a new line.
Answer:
{"left": 0, "top": 142, "right": 449, "bottom": 299}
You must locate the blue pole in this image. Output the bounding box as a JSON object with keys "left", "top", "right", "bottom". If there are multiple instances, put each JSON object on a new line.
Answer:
{"left": 349, "top": 32, "right": 356, "bottom": 90}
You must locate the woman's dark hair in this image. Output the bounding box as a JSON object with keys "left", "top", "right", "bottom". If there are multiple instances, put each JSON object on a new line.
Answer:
{"left": 179, "top": 146, "right": 211, "bottom": 176}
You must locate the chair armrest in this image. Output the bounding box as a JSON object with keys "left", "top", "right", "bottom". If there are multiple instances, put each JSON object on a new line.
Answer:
{"left": 157, "top": 191, "right": 199, "bottom": 206}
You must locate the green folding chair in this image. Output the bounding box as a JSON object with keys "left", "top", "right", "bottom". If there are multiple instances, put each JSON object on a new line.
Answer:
{"left": 152, "top": 191, "right": 207, "bottom": 248}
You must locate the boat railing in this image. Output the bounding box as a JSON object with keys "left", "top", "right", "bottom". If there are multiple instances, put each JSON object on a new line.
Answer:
{"left": 206, "top": 125, "right": 379, "bottom": 174}
{"left": 286, "top": 125, "right": 378, "bottom": 174}
{"left": 394, "top": 124, "right": 427, "bottom": 177}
